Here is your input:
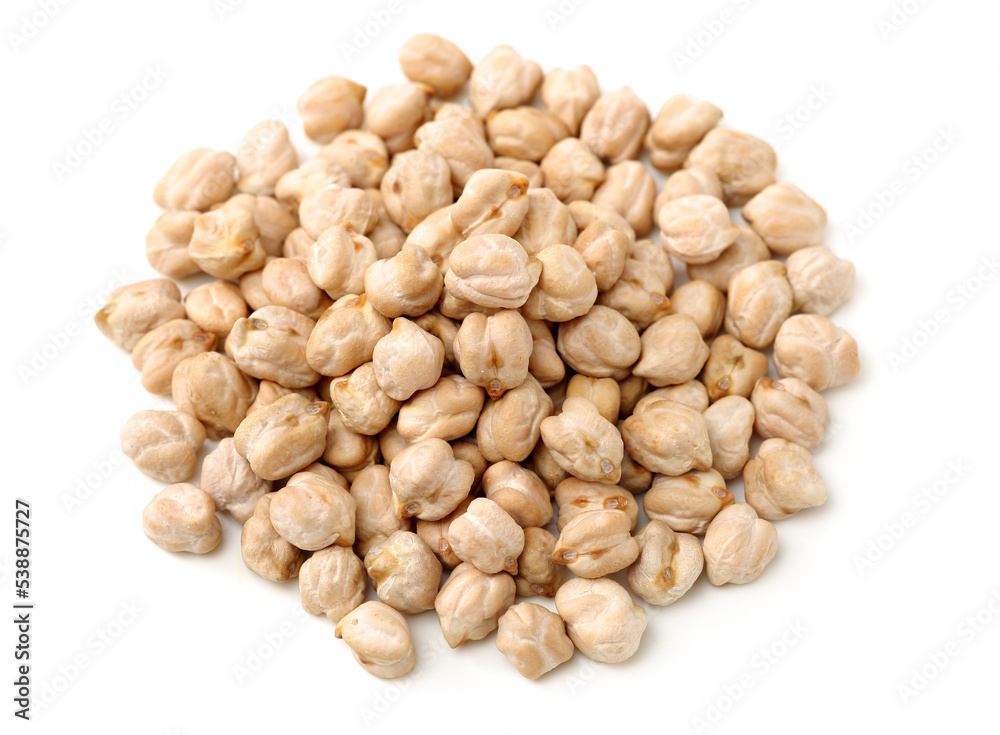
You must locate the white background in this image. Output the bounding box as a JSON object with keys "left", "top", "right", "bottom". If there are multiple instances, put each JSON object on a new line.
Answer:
{"left": 2, "top": 0, "right": 998, "bottom": 732}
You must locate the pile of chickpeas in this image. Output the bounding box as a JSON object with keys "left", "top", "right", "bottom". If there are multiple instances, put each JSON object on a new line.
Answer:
{"left": 99, "top": 33, "right": 859, "bottom": 680}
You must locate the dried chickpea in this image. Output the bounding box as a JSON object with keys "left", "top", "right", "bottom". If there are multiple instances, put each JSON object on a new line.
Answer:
{"left": 645, "top": 95, "right": 723, "bottom": 171}
{"left": 189, "top": 205, "right": 266, "bottom": 279}
{"left": 121, "top": 410, "right": 205, "bottom": 483}
{"left": 751, "top": 377, "right": 829, "bottom": 450}
{"left": 629, "top": 239, "right": 675, "bottom": 293}
{"left": 434, "top": 562, "right": 516, "bottom": 648}
{"left": 552, "top": 508, "right": 639, "bottom": 578}
{"left": 703, "top": 395, "right": 755, "bottom": 479}
{"left": 417, "top": 495, "right": 473, "bottom": 569}
{"left": 399, "top": 33, "right": 472, "bottom": 97}
{"left": 486, "top": 106, "right": 568, "bottom": 162}
{"left": 669, "top": 280, "right": 725, "bottom": 339}
{"left": 331, "top": 363, "right": 402, "bottom": 435}
{"left": 512, "top": 188, "right": 577, "bottom": 256}
{"left": 565, "top": 375, "right": 620, "bottom": 423}
{"left": 153, "top": 148, "right": 235, "bottom": 212}
{"left": 239, "top": 266, "right": 272, "bottom": 311}
{"left": 447, "top": 497, "right": 525, "bottom": 575}
{"left": 724, "top": 260, "right": 793, "bottom": 349}
{"left": 555, "top": 577, "right": 646, "bottom": 663}
{"left": 540, "top": 138, "right": 605, "bottom": 203}
{"left": 396, "top": 374, "right": 485, "bottom": 442}
{"left": 366, "top": 82, "right": 433, "bottom": 154}
{"left": 380, "top": 148, "right": 454, "bottom": 232}
{"left": 621, "top": 399, "right": 712, "bottom": 476}
{"left": 658, "top": 194, "right": 739, "bottom": 265}
{"left": 318, "top": 130, "right": 389, "bottom": 189}
{"left": 657, "top": 166, "right": 723, "bottom": 204}
{"left": 299, "top": 185, "right": 377, "bottom": 240}
{"left": 515, "top": 527, "right": 564, "bottom": 598}
{"left": 617, "top": 373, "right": 648, "bottom": 419}
{"left": 618, "top": 443, "right": 654, "bottom": 495}
{"left": 554, "top": 478, "right": 638, "bottom": 533}
{"left": 307, "top": 294, "right": 392, "bottom": 378}
{"left": 226, "top": 305, "right": 318, "bottom": 389}
{"left": 592, "top": 161, "right": 656, "bottom": 236}
{"left": 434, "top": 102, "right": 486, "bottom": 138}
{"left": 241, "top": 494, "right": 303, "bottom": 581}
{"left": 94, "top": 279, "right": 185, "bottom": 352}
{"left": 556, "top": 305, "right": 641, "bottom": 379}
{"left": 364, "top": 243, "right": 443, "bottom": 318}
{"left": 684, "top": 128, "right": 777, "bottom": 207}
{"left": 403, "top": 205, "right": 463, "bottom": 271}
{"left": 142, "top": 483, "right": 221, "bottom": 554}
{"left": 522, "top": 244, "right": 598, "bottom": 322}
{"left": 573, "top": 221, "right": 631, "bottom": 292}
{"left": 580, "top": 87, "right": 650, "bottom": 164}
{"left": 236, "top": 119, "right": 297, "bottom": 196}
{"left": 247, "top": 380, "right": 318, "bottom": 416}
{"left": 445, "top": 233, "right": 538, "bottom": 308}
{"left": 260, "top": 257, "right": 329, "bottom": 318}
{"left": 496, "top": 602, "right": 575, "bottom": 680}
{"left": 773, "top": 314, "right": 860, "bottom": 391}
{"left": 220, "top": 195, "right": 297, "bottom": 259}
{"left": 627, "top": 520, "right": 704, "bottom": 606}
{"left": 540, "top": 65, "right": 600, "bottom": 136}
{"left": 702, "top": 504, "right": 778, "bottom": 586}
{"left": 702, "top": 334, "right": 769, "bottom": 403}
{"left": 352, "top": 464, "right": 412, "bottom": 557}
{"left": 494, "top": 156, "right": 544, "bottom": 188}
{"left": 172, "top": 352, "right": 257, "bottom": 439}
{"left": 742, "top": 183, "right": 827, "bottom": 255}
{"left": 643, "top": 469, "right": 733, "bottom": 535}
{"left": 233, "top": 394, "right": 329, "bottom": 480}
{"left": 145, "top": 211, "right": 201, "bottom": 279}
{"left": 540, "top": 396, "right": 624, "bottom": 484}
{"left": 415, "top": 119, "right": 495, "bottom": 189}
{"left": 389, "top": 438, "right": 474, "bottom": 521}
{"left": 335, "top": 601, "right": 416, "bottom": 679}
{"left": 130, "top": 319, "right": 216, "bottom": 395}
{"left": 482, "top": 461, "right": 553, "bottom": 529}
{"left": 686, "top": 224, "right": 770, "bottom": 292}
{"left": 744, "top": 438, "right": 827, "bottom": 521}
{"left": 372, "top": 318, "right": 445, "bottom": 401}
{"left": 200, "top": 438, "right": 272, "bottom": 524}
{"left": 477, "top": 374, "right": 553, "bottom": 463}
{"left": 275, "top": 158, "right": 351, "bottom": 214}
{"left": 365, "top": 530, "right": 443, "bottom": 614}
{"left": 634, "top": 381, "right": 710, "bottom": 414}
{"left": 268, "top": 471, "right": 355, "bottom": 551}
{"left": 633, "top": 314, "right": 710, "bottom": 387}
{"left": 468, "top": 44, "right": 543, "bottom": 118}
{"left": 453, "top": 309, "right": 533, "bottom": 398}
{"left": 297, "top": 76, "right": 366, "bottom": 144}
{"left": 596, "top": 259, "right": 670, "bottom": 331}
{"left": 526, "top": 318, "right": 566, "bottom": 388}
{"left": 785, "top": 246, "right": 855, "bottom": 316}
{"left": 299, "top": 546, "right": 366, "bottom": 622}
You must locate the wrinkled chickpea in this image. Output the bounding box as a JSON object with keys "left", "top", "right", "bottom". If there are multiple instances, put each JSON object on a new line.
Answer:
{"left": 702, "top": 503, "right": 778, "bottom": 586}
{"left": 751, "top": 377, "right": 829, "bottom": 449}
{"left": 299, "top": 546, "right": 367, "bottom": 622}
{"left": 627, "top": 520, "right": 704, "bottom": 606}
{"left": 643, "top": 469, "right": 733, "bottom": 535}
{"left": 621, "top": 399, "right": 713, "bottom": 476}
{"left": 540, "top": 65, "right": 600, "bottom": 136}
{"left": 555, "top": 577, "right": 647, "bottom": 663}
{"left": 365, "top": 530, "right": 443, "bottom": 614}
{"left": 95, "top": 279, "right": 186, "bottom": 352}
{"left": 468, "top": 44, "right": 543, "bottom": 119}
{"left": 372, "top": 318, "right": 445, "bottom": 401}
{"left": 335, "top": 601, "right": 416, "bottom": 679}
{"left": 364, "top": 243, "right": 443, "bottom": 318}
{"left": 396, "top": 374, "right": 485, "bottom": 442}
{"left": 554, "top": 478, "right": 638, "bottom": 533}
{"left": 399, "top": 33, "right": 472, "bottom": 97}
{"left": 236, "top": 119, "right": 297, "bottom": 196}
{"left": 297, "top": 76, "right": 366, "bottom": 144}
{"left": 269, "top": 469, "right": 356, "bottom": 550}
{"left": 142, "top": 483, "right": 221, "bottom": 554}
{"left": 445, "top": 233, "right": 538, "bottom": 308}
{"left": 633, "top": 314, "right": 710, "bottom": 387}
{"left": 145, "top": 211, "right": 201, "bottom": 279}
{"left": 233, "top": 394, "right": 330, "bottom": 480}
{"left": 552, "top": 509, "right": 639, "bottom": 578}
{"left": 189, "top": 205, "right": 266, "bottom": 279}
{"left": 702, "top": 334, "right": 770, "bottom": 403}
{"left": 556, "top": 305, "right": 641, "bottom": 379}
{"left": 592, "top": 160, "right": 656, "bottom": 236}
{"left": 786, "top": 246, "right": 855, "bottom": 316}
{"left": 380, "top": 148, "right": 453, "bottom": 233}
{"left": 121, "top": 410, "right": 205, "bottom": 483}
{"left": 153, "top": 148, "right": 235, "bottom": 212}
{"left": 366, "top": 82, "right": 433, "bottom": 154}
{"left": 658, "top": 194, "right": 739, "bottom": 265}
{"left": 434, "top": 562, "right": 516, "bottom": 648}
{"left": 634, "top": 381, "right": 710, "bottom": 414}
{"left": 351, "top": 464, "right": 412, "bottom": 558}
{"left": 184, "top": 279, "right": 248, "bottom": 337}
{"left": 415, "top": 119, "right": 495, "bottom": 190}
{"left": 742, "top": 183, "right": 827, "bottom": 255}
{"left": 496, "top": 602, "right": 575, "bottom": 680}
{"left": 573, "top": 221, "right": 630, "bottom": 292}
{"left": 477, "top": 374, "right": 553, "bottom": 462}
{"left": 744, "top": 438, "right": 827, "bottom": 521}
{"left": 416, "top": 496, "right": 473, "bottom": 569}
{"left": 453, "top": 309, "right": 533, "bottom": 398}
{"left": 565, "top": 375, "right": 620, "bottom": 423}
{"left": 331, "top": 362, "right": 402, "bottom": 435}
{"left": 540, "top": 138, "right": 606, "bottom": 203}
{"left": 241, "top": 494, "right": 303, "bottom": 581}
{"left": 580, "top": 87, "right": 650, "bottom": 164}
{"left": 486, "top": 107, "right": 568, "bottom": 162}
{"left": 130, "top": 319, "right": 216, "bottom": 395}
{"left": 685, "top": 128, "right": 777, "bottom": 207}
{"left": 540, "top": 396, "right": 624, "bottom": 484}
{"left": 724, "top": 260, "right": 794, "bottom": 349}
{"left": 686, "top": 225, "right": 770, "bottom": 292}
{"left": 389, "top": 438, "right": 474, "bottom": 521}
{"left": 447, "top": 497, "right": 525, "bottom": 575}
{"left": 200, "top": 438, "right": 272, "bottom": 524}
{"left": 646, "top": 95, "right": 723, "bottom": 171}
{"left": 522, "top": 244, "right": 598, "bottom": 322}
{"left": 274, "top": 158, "right": 351, "bottom": 213}
{"left": 512, "top": 188, "right": 577, "bottom": 256}
{"left": 669, "top": 280, "right": 725, "bottom": 339}
{"left": 307, "top": 294, "right": 392, "bottom": 378}
{"left": 172, "top": 352, "right": 257, "bottom": 439}
{"left": 514, "top": 526, "right": 564, "bottom": 598}
{"left": 773, "top": 314, "right": 860, "bottom": 391}
{"left": 703, "top": 396, "right": 756, "bottom": 480}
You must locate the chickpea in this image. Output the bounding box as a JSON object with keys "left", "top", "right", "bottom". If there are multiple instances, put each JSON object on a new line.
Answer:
{"left": 643, "top": 469, "right": 733, "bottom": 535}
{"left": 121, "top": 410, "right": 205, "bottom": 483}
{"left": 142, "top": 483, "right": 222, "bottom": 554}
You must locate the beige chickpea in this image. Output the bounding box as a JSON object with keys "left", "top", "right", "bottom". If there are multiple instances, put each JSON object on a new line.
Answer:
{"left": 592, "top": 160, "right": 656, "bottom": 236}
{"left": 335, "top": 601, "right": 416, "bottom": 679}
{"left": 552, "top": 509, "right": 639, "bottom": 578}
{"left": 445, "top": 234, "right": 538, "bottom": 308}
{"left": 486, "top": 106, "right": 568, "bottom": 162}
{"left": 540, "top": 65, "right": 600, "bottom": 136}
{"left": 200, "top": 438, "right": 272, "bottom": 524}
{"left": 568, "top": 200, "right": 636, "bottom": 240}
{"left": 396, "top": 374, "right": 484, "bottom": 442}
{"left": 416, "top": 495, "right": 472, "bottom": 569}
{"left": 468, "top": 44, "right": 543, "bottom": 118}
{"left": 494, "top": 156, "right": 544, "bottom": 188}
{"left": 130, "top": 319, "right": 216, "bottom": 395}
{"left": 526, "top": 318, "right": 566, "bottom": 388}
{"left": 233, "top": 394, "right": 329, "bottom": 480}
{"left": 703, "top": 503, "right": 778, "bottom": 585}
{"left": 366, "top": 82, "right": 433, "bottom": 153}
{"left": 658, "top": 194, "right": 739, "bottom": 265}
{"left": 142, "top": 483, "right": 221, "bottom": 554}
{"left": 403, "top": 205, "right": 463, "bottom": 271}
{"left": 786, "top": 246, "right": 855, "bottom": 316}
{"left": 633, "top": 314, "right": 710, "bottom": 387}
{"left": 378, "top": 418, "right": 413, "bottom": 467}
{"left": 226, "top": 305, "right": 318, "bottom": 389}
{"left": 477, "top": 374, "right": 552, "bottom": 463}
{"left": 172, "top": 352, "right": 257, "bottom": 439}
{"left": 512, "top": 188, "right": 577, "bottom": 256}
{"left": 453, "top": 439, "right": 488, "bottom": 489}
{"left": 540, "top": 397, "right": 624, "bottom": 484}
{"left": 372, "top": 318, "right": 445, "bottom": 401}
{"left": 595, "top": 259, "right": 670, "bottom": 331}
{"left": 184, "top": 280, "right": 248, "bottom": 337}
{"left": 269, "top": 471, "right": 355, "bottom": 550}
{"left": 702, "top": 334, "right": 769, "bottom": 403}
{"left": 751, "top": 377, "right": 829, "bottom": 449}
{"left": 742, "top": 183, "right": 827, "bottom": 255}
{"left": 380, "top": 148, "right": 454, "bottom": 233}
{"left": 566, "top": 376, "right": 620, "bottom": 423}
{"left": 247, "top": 380, "right": 318, "bottom": 415}
{"left": 686, "top": 225, "right": 770, "bottom": 292}
{"left": 260, "top": 257, "right": 330, "bottom": 319}
{"left": 451, "top": 170, "right": 531, "bottom": 240}
{"left": 300, "top": 184, "right": 377, "bottom": 240}
{"left": 368, "top": 217, "right": 407, "bottom": 261}
{"left": 745, "top": 438, "right": 827, "bottom": 521}
{"left": 390, "top": 438, "right": 474, "bottom": 521}
{"left": 94, "top": 279, "right": 185, "bottom": 352}
{"left": 324, "top": 407, "right": 380, "bottom": 476}
{"left": 297, "top": 76, "right": 366, "bottom": 144}
{"left": 645, "top": 95, "right": 723, "bottom": 171}
{"left": 241, "top": 494, "right": 303, "bottom": 581}
{"left": 121, "top": 410, "right": 205, "bottom": 483}
{"left": 540, "top": 138, "right": 606, "bottom": 203}
{"left": 773, "top": 314, "right": 860, "bottom": 391}
{"left": 235, "top": 119, "right": 297, "bottom": 196}
{"left": 580, "top": 87, "right": 650, "bottom": 164}
{"left": 573, "top": 221, "right": 631, "bottom": 292}
{"left": 725, "top": 260, "right": 793, "bottom": 349}
{"left": 307, "top": 294, "right": 392, "bottom": 378}
{"left": 618, "top": 443, "right": 654, "bottom": 495}
{"left": 274, "top": 158, "right": 351, "bottom": 214}
{"left": 153, "top": 148, "right": 235, "bottom": 212}
{"left": 629, "top": 239, "right": 675, "bottom": 293}
{"left": 482, "top": 462, "right": 553, "bottom": 529}
{"left": 189, "top": 205, "right": 266, "bottom": 279}
{"left": 318, "top": 130, "right": 389, "bottom": 189}
{"left": 496, "top": 602, "right": 574, "bottom": 680}
{"left": 622, "top": 399, "right": 712, "bottom": 475}
{"left": 447, "top": 497, "right": 525, "bottom": 575}
{"left": 365, "top": 531, "right": 443, "bottom": 614}
{"left": 415, "top": 119, "right": 495, "bottom": 190}
{"left": 554, "top": 577, "right": 647, "bottom": 663}
{"left": 434, "top": 102, "right": 486, "bottom": 138}
{"left": 554, "top": 477, "right": 638, "bottom": 533}
{"left": 399, "top": 33, "right": 472, "bottom": 97}
{"left": 617, "top": 373, "right": 648, "bottom": 419}
{"left": 331, "top": 363, "right": 402, "bottom": 435}
{"left": 352, "top": 464, "right": 412, "bottom": 557}
{"left": 364, "top": 245, "right": 442, "bottom": 319}
{"left": 556, "top": 305, "right": 641, "bottom": 379}
{"left": 685, "top": 128, "right": 777, "bottom": 207}
{"left": 145, "top": 210, "right": 201, "bottom": 279}
{"left": 658, "top": 169, "right": 724, "bottom": 213}
{"left": 515, "top": 527, "right": 564, "bottom": 598}
{"left": 669, "top": 280, "right": 726, "bottom": 339}
{"left": 299, "top": 546, "right": 366, "bottom": 622}
{"left": 453, "top": 309, "right": 533, "bottom": 398}
{"left": 703, "top": 395, "right": 755, "bottom": 479}
{"left": 643, "top": 469, "right": 732, "bottom": 534}
{"left": 522, "top": 244, "right": 597, "bottom": 322}
{"left": 435, "top": 562, "right": 516, "bottom": 648}
{"left": 627, "top": 520, "right": 704, "bottom": 606}
{"left": 634, "top": 381, "right": 710, "bottom": 414}
{"left": 225, "top": 194, "right": 297, "bottom": 258}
